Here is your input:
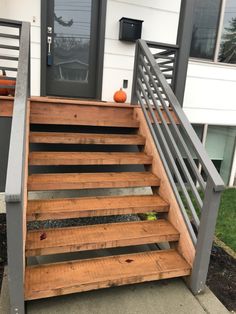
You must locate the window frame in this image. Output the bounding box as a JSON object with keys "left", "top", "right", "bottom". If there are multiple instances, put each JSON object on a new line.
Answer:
{"left": 190, "top": 0, "right": 236, "bottom": 65}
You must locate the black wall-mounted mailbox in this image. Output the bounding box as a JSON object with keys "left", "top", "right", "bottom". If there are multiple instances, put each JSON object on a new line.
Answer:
{"left": 119, "top": 17, "right": 143, "bottom": 42}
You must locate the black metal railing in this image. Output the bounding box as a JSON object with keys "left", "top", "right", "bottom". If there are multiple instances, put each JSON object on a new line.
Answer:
{"left": 146, "top": 41, "right": 179, "bottom": 89}
{"left": 131, "top": 39, "right": 224, "bottom": 295}
{"left": 3, "top": 18, "right": 31, "bottom": 314}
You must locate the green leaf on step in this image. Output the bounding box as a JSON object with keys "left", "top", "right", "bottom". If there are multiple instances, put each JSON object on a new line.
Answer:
{"left": 146, "top": 213, "right": 157, "bottom": 221}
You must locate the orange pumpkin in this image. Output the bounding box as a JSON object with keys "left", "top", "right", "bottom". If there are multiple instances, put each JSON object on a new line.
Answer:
{"left": 113, "top": 88, "right": 127, "bottom": 103}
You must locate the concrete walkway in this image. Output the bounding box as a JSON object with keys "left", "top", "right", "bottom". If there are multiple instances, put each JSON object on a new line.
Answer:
{"left": 0, "top": 269, "right": 229, "bottom": 314}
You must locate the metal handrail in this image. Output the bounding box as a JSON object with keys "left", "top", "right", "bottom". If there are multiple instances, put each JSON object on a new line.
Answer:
{"left": 3, "top": 18, "right": 31, "bottom": 314}
{"left": 131, "top": 39, "right": 224, "bottom": 294}
{"left": 5, "top": 21, "right": 30, "bottom": 201}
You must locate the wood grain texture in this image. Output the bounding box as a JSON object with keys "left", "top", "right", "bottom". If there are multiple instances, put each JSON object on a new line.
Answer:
{"left": 26, "top": 219, "right": 179, "bottom": 256}
{"left": 29, "top": 152, "right": 152, "bottom": 166}
{"left": 30, "top": 96, "right": 138, "bottom": 108}
{"left": 25, "top": 249, "right": 191, "bottom": 300}
{"left": 0, "top": 98, "right": 13, "bottom": 117}
{"left": 27, "top": 195, "right": 169, "bottom": 221}
{"left": 27, "top": 172, "right": 160, "bottom": 191}
{"left": 30, "top": 102, "right": 138, "bottom": 128}
{"left": 134, "top": 108, "right": 195, "bottom": 266}
{"left": 29, "top": 132, "right": 146, "bottom": 145}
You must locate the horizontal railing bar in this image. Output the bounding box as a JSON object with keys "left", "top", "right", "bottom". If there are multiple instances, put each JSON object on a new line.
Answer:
{"left": 0, "top": 66, "right": 17, "bottom": 72}
{"left": 146, "top": 40, "right": 179, "bottom": 50}
{"left": 163, "top": 74, "right": 173, "bottom": 79}
{"left": 136, "top": 86, "right": 197, "bottom": 243}
{"left": 153, "top": 50, "right": 176, "bottom": 58}
{"left": 0, "top": 85, "right": 15, "bottom": 89}
{"left": 0, "top": 33, "right": 20, "bottom": 39}
{"left": 159, "top": 68, "right": 173, "bottom": 73}
{"left": 0, "top": 76, "right": 16, "bottom": 81}
{"left": 0, "top": 44, "right": 19, "bottom": 50}
{"left": 140, "top": 55, "right": 206, "bottom": 191}
{"left": 138, "top": 65, "right": 203, "bottom": 219}
{"left": 158, "top": 64, "right": 174, "bottom": 69}
{"left": 157, "top": 60, "right": 174, "bottom": 66}
{"left": 0, "top": 18, "right": 22, "bottom": 27}
{"left": 0, "top": 55, "right": 19, "bottom": 61}
{"left": 153, "top": 55, "right": 175, "bottom": 60}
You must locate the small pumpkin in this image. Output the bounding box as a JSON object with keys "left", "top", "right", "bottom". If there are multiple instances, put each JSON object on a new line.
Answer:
{"left": 113, "top": 88, "right": 127, "bottom": 103}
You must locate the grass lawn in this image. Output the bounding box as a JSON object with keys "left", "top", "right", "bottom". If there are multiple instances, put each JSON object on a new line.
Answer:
{"left": 215, "top": 188, "right": 236, "bottom": 252}
{"left": 180, "top": 188, "right": 236, "bottom": 252}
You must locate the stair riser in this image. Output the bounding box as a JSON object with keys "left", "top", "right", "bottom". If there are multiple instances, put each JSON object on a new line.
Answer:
{"left": 30, "top": 103, "right": 138, "bottom": 128}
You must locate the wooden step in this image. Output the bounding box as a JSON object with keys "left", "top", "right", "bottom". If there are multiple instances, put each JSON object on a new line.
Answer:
{"left": 29, "top": 152, "right": 152, "bottom": 166}
{"left": 27, "top": 195, "right": 169, "bottom": 221}
{"left": 29, "top": 132, "right": 146, "bottom": 145}
{"left": 30, "top": 102, "right": 139, "bottom": 128}
{"left": 25, "top": 249, "right": 191, "bottom": 300}
{"left": 26, "top": 219, "right": 179, "bottom": 256}
{"left": 27, "top": 172, "right": 160, "bottom": 191}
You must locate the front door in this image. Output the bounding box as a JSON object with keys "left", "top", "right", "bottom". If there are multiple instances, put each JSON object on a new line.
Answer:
{"left": 42, "top": 0, "right": 102, "bottom": 98}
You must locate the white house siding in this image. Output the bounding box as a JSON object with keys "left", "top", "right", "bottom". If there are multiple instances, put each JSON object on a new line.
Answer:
{"left": 184, "top": 60, "right": 236, "bottom": 126}
{"left": 0, "top": 0, "right": 235, "bottom": 129}
{"left": 102, "top": 0, "right": 181, "bottom": 101}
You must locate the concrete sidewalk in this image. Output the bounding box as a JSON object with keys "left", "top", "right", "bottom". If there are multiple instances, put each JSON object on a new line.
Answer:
{"left": 0, "top": 269, "right": 229, "bottom": 314}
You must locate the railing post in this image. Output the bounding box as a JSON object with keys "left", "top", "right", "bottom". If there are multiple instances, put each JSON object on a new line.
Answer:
{"left": 174, "top": 0, "right": 195, "bottom": 106}
{"left": 189, "top": 178, "right": 222, "bottom": 294}
{"left": 131, "top": 41, "right": 140, "bottom": 104}
{"left": 6, "top": 202, "right": 25, "bottom": 314}
{"left": 4, "top": 20, "right": 30, "bottom": 314}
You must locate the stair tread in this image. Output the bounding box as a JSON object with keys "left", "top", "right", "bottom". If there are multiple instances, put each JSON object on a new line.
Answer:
{"left": 27, "top": 195, "right": 169, "bottom": 221}
{"left": 29, "top": 152, "right": 152, "bottom": 166}
{"left": 29, "top": 132, "right": 146, "bottom": 145}
{"left": 25, "top": 249, "right": 191, "bottom": 300}
{"left": 27, "top": 172, "right": 160, "bottom": 191}
{"left": 26, "top": 219, "right": 179, "bottom": 256}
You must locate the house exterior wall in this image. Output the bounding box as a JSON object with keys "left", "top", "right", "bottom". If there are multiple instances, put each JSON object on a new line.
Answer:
{"left": 0, "top": 0, "right": 235, "bottom": 186}
{"left": 102, "top": 0, "right": 181, "bottom": 101}
{"left": 1, "top": 0, "right": 235, "bottom": 127}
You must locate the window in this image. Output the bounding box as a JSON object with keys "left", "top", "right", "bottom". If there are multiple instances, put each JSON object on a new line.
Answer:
{"left": 190, "top": 0, "right": 221, "bottom": 60}
{"left": 190, "top": 0, "right": 236, "bottom": 64}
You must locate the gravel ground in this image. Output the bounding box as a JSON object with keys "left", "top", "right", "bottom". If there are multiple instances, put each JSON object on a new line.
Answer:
{"left": 28, "top": 214, "right": 140, "bottom": 230}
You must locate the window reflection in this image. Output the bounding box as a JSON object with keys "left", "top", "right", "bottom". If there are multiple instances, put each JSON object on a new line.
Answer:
{"left": 53, "top": 0, "right": 92, "bottom": 82}
{"left": 219, "top": 0, "right": 236, "bottom": 63}
{"left": 190, "top": 0, "right": 221, "bottom": 60}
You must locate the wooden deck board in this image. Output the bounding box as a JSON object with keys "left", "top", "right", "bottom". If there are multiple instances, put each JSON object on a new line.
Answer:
{"left": 27, "top": 172, "right": 160, "bottom": 191}
{"left": 29, "top": 152, "right": 152, "bottom": 166}
{"left": 25, "top": 249, "right": 191, "bottom": 300}
{"left": 26, "top": 219, "right": 179, "bottom": 256}
{"left": 27, "top": 195, "right": 169, "bottom": 221}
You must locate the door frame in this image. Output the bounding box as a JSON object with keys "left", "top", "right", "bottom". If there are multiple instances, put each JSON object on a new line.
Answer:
{"left": 40, "top": 0, "right": 107, "bottom": 100}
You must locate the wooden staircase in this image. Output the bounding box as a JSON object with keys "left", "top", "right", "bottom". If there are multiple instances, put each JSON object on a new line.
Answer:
{"left": 21, "top": 97, "right": 194, "bottom": 301}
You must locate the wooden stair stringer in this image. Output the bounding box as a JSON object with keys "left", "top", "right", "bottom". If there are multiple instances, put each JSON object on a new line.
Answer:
{"left": 134, "top": 107, "right": 195, "bottom": 267}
